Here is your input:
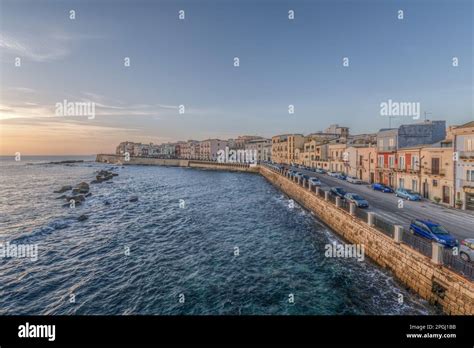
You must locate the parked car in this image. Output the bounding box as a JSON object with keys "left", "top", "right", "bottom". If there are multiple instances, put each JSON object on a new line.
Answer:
{"left": 315, "top": 168, "right": 326, "bottom": 174}
{"left": 330, "top": 187, "right": 347, "bottom": 199}
{"left": 346, "top": 176, "right": 363, "bottom": 184}
{"left": 395, "top": 188, "right": 422, "bottom": 201}
{"left": 327, "top": 171, "right": 339, "bottom": 177}
{"left": 344, "top": 193, "right": 369, "bottom": 208}
{"left": 372, "top": 183, "right": 394, "bottom": 193}
{"left": 336, "top": 173, "right": 347, "bottom": 180}
{"left": 294, "top": 172, "right": 303, "bottom": 179}
{"left": 309, "top": 177, "right": 322, "bottom": 186}
{"left": 460, "top": 239, "right": 474, "bottom": 262}
{"left": 302, "top": 174, "right": 310, "bottom": 181}
{"left": 409, "top": 219, "right": 458, "bottom": 248}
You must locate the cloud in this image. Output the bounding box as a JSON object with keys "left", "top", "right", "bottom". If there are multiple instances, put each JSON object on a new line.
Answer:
{"left": 0, "top": 31, "right": 104, "bottom": 63}
{"left": 0, "top": 33, "right": 69, "bottom": 62}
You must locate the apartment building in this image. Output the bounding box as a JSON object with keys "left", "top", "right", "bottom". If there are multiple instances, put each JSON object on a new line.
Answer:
{"left": 420, "top": 141, "right": 454, "bottom": 206}
{"left": 245, "top": 138, "right": 272, "bottom": 162}
{"left": 174, "top": 141, "right": 186, "bottom": 159}
{"left": 453, "top": 121, "right": 474, "bottom": 210}
{"left": 328, "top": 143, "right": 347, "bottom": 173}
{"left": 376, "top": 121, "right": 446, "bottom": 186}
{"left": 199, "top": 139, "right": 227, "bottom": 161}
{"left": 271, "top": 134, "right": 304, "bottom": 164}
{"left": 394, "top": 146, "right": 423, "bottom": 192}
{"left": 116, "top": 141, "right": 139, "bottom": 156}
{"left": 345, "top": 145, "right": 376, "bottom": 183}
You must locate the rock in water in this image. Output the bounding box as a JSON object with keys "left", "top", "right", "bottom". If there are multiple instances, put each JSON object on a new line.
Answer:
{"left": 54, "top": 185, "right": 72, "bottom": 193}
{"left": 75, "top": 182, "right": 90, "bottom": 194}
{"left": 129, "top": 196, "right": 138, "bottom": 202}
{"left": 77, "top": 214, "right": 88, "bottom": 222}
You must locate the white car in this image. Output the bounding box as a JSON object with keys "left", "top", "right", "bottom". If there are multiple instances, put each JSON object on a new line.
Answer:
{"left": 327, "top": 171, "right": 339, "bottom": 177}
{"left": 346, "top": 176, "right": 363, "bottom": 184}
{"left": 309, "top": 177, "right": 321, "bottom": 186}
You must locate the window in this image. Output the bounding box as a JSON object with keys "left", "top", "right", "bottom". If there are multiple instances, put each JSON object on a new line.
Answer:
{"left": 431, "top": 158, "right": 440, "bottom": 175}
{"left": 399, "top": 155, "right": 405, "bottom": 169}
{"left": 466, "top": 138, "right": 473, "bottom": 151}
{"left": 433, "top": 179, "right": 438, "bottom": 187}
{"left": 467, "top": 170, "right": 474, "bottom": 182}
{"left": 389, "top": 155, "right": 395, "bottom": 168}
{"left": 378, "top": 139, "right": 383, "bottom": 148}
{"left": 412, "top": 180, "right": 418, "bottom": 192}
{"left": 399, "top": 178, "right": 405, "bottom": 188}
{"left": 378, "top": 155, "right": 384, "bottom": 167}
{"left": 412, "top": 156, "right": 419, "bottom": 171}
{"left": 389, "top": 138, "right": 395, "bottom": 147}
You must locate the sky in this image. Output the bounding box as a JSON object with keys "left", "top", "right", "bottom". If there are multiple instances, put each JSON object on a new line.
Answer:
{"left": 0, "top": 0, "right": 472, "bottom": 155}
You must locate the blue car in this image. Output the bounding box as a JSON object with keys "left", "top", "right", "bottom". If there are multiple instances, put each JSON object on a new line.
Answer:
{"left": 409, "top": 219, "right": 458, "bottom": 248}
{"left": 395, "top": 188, "right": 422, "bottom": 201}
{"left": 372, "top": 183, "right": 394, "bottom": 193}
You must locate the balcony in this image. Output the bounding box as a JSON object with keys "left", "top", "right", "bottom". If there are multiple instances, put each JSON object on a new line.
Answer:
{"left": 377, "top": 146, "right": 397, "bottom": 152}
{"left": 423, "top": 169, "right": 446, "bottom": 177}
{"left": 459, "top": 179, "right": 474, "bottom": 188}
{"left": 459, "top": 151, "right": 474, "bottom": 160}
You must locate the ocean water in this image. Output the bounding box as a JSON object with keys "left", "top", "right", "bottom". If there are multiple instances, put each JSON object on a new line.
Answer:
{"left": 0, "top": 157, "right": 439, "bottom": 315}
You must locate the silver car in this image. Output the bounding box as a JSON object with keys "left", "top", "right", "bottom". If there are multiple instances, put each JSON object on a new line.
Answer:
{"left": 460, "top": 239, "right": 474, "bottom": 262}
{"left": 346, "top": 176, "right": 363, "bottom": 184}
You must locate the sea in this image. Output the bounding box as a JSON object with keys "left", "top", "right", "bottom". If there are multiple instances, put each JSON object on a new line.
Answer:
{"left": 0, "top": 156, "right": 439, "bottom": 314}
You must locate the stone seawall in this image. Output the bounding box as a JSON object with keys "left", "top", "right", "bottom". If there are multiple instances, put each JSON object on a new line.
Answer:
{"left": 96, "top": 154, "right": 259, "bottom": 173}
{"left": 259, "top": 166, "right": 474, "bottom": 315}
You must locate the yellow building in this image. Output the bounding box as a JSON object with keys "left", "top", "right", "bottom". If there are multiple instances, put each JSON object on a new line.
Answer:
{"left": 420, "top": 142, "right": 454, "bottom": 206}
{"left": 452, "top": 121, "right": 474, "bottom": 210}
{"left": 271, "top": 134, "right": 304, "bottom": 164}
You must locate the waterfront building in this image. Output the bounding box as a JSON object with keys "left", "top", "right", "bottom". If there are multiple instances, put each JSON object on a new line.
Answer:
{"left": 174, "top": 141, "right": 186, "bottom": 159}
{"left": 244, "top": 138, "right": 272, "bottom": 162}
{"left": 345, "top": 145, "right": 376, "bottom": 182}
{"left": 328, "top": 143, "right": 347, "bottom": 173}
{"left": 376, "top": 120, "right": 447, "bottom": 186}
{"left": 420, "top": 139, "right": 454, "bottom": 206}
{"left": 271, "top": 134, "right": 304, "bottom": 164}
{"left": 394, "top": 146, "right": 423, "bottom": 192}
{"left": 116, "top": 141, "right": 139, "bottom": 156}
{"left": 452, "top": 121, "right": 474, "bottom": 210}
{"left": 199, "top": 139, "right": 227, "bottom": 161}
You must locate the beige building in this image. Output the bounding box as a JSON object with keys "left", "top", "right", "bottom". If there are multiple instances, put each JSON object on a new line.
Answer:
{"left": 452, "top": 121, "right": 474, "bottom": 210}
{"left": 328, "top": 143, "right": 347, "bottom": 173}
{"left": 199, "top": 139, "right": 227, "bottom": 161}
{"left": 420, "top": 142, "right": 454, "bottom": 206}
{"left": 345, "top": 145, "right": 376, "bottom": 183}
{"left": 271, "top": 134, "right": 304, "bottom": 164}
{"left": 245, "top": 138, "right": 272, "bottom": 162}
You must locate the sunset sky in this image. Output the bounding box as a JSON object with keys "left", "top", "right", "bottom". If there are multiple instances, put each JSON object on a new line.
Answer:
{"left": 0, "top": 0, "right": 472, "bottom": 155}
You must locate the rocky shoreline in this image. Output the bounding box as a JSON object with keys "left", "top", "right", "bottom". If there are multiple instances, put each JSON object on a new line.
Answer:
{"left": 53, "top": 167, "right": 123, "bottom": 221}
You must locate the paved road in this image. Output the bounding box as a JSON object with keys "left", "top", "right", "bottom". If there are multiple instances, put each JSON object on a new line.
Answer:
{"left": 284, "top": 165, "right": 474, "bottom": 241}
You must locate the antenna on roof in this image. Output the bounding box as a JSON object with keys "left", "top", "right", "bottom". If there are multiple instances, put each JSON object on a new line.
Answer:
{"left": 424, "top": 111, "right": 432, "bottom": 122}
